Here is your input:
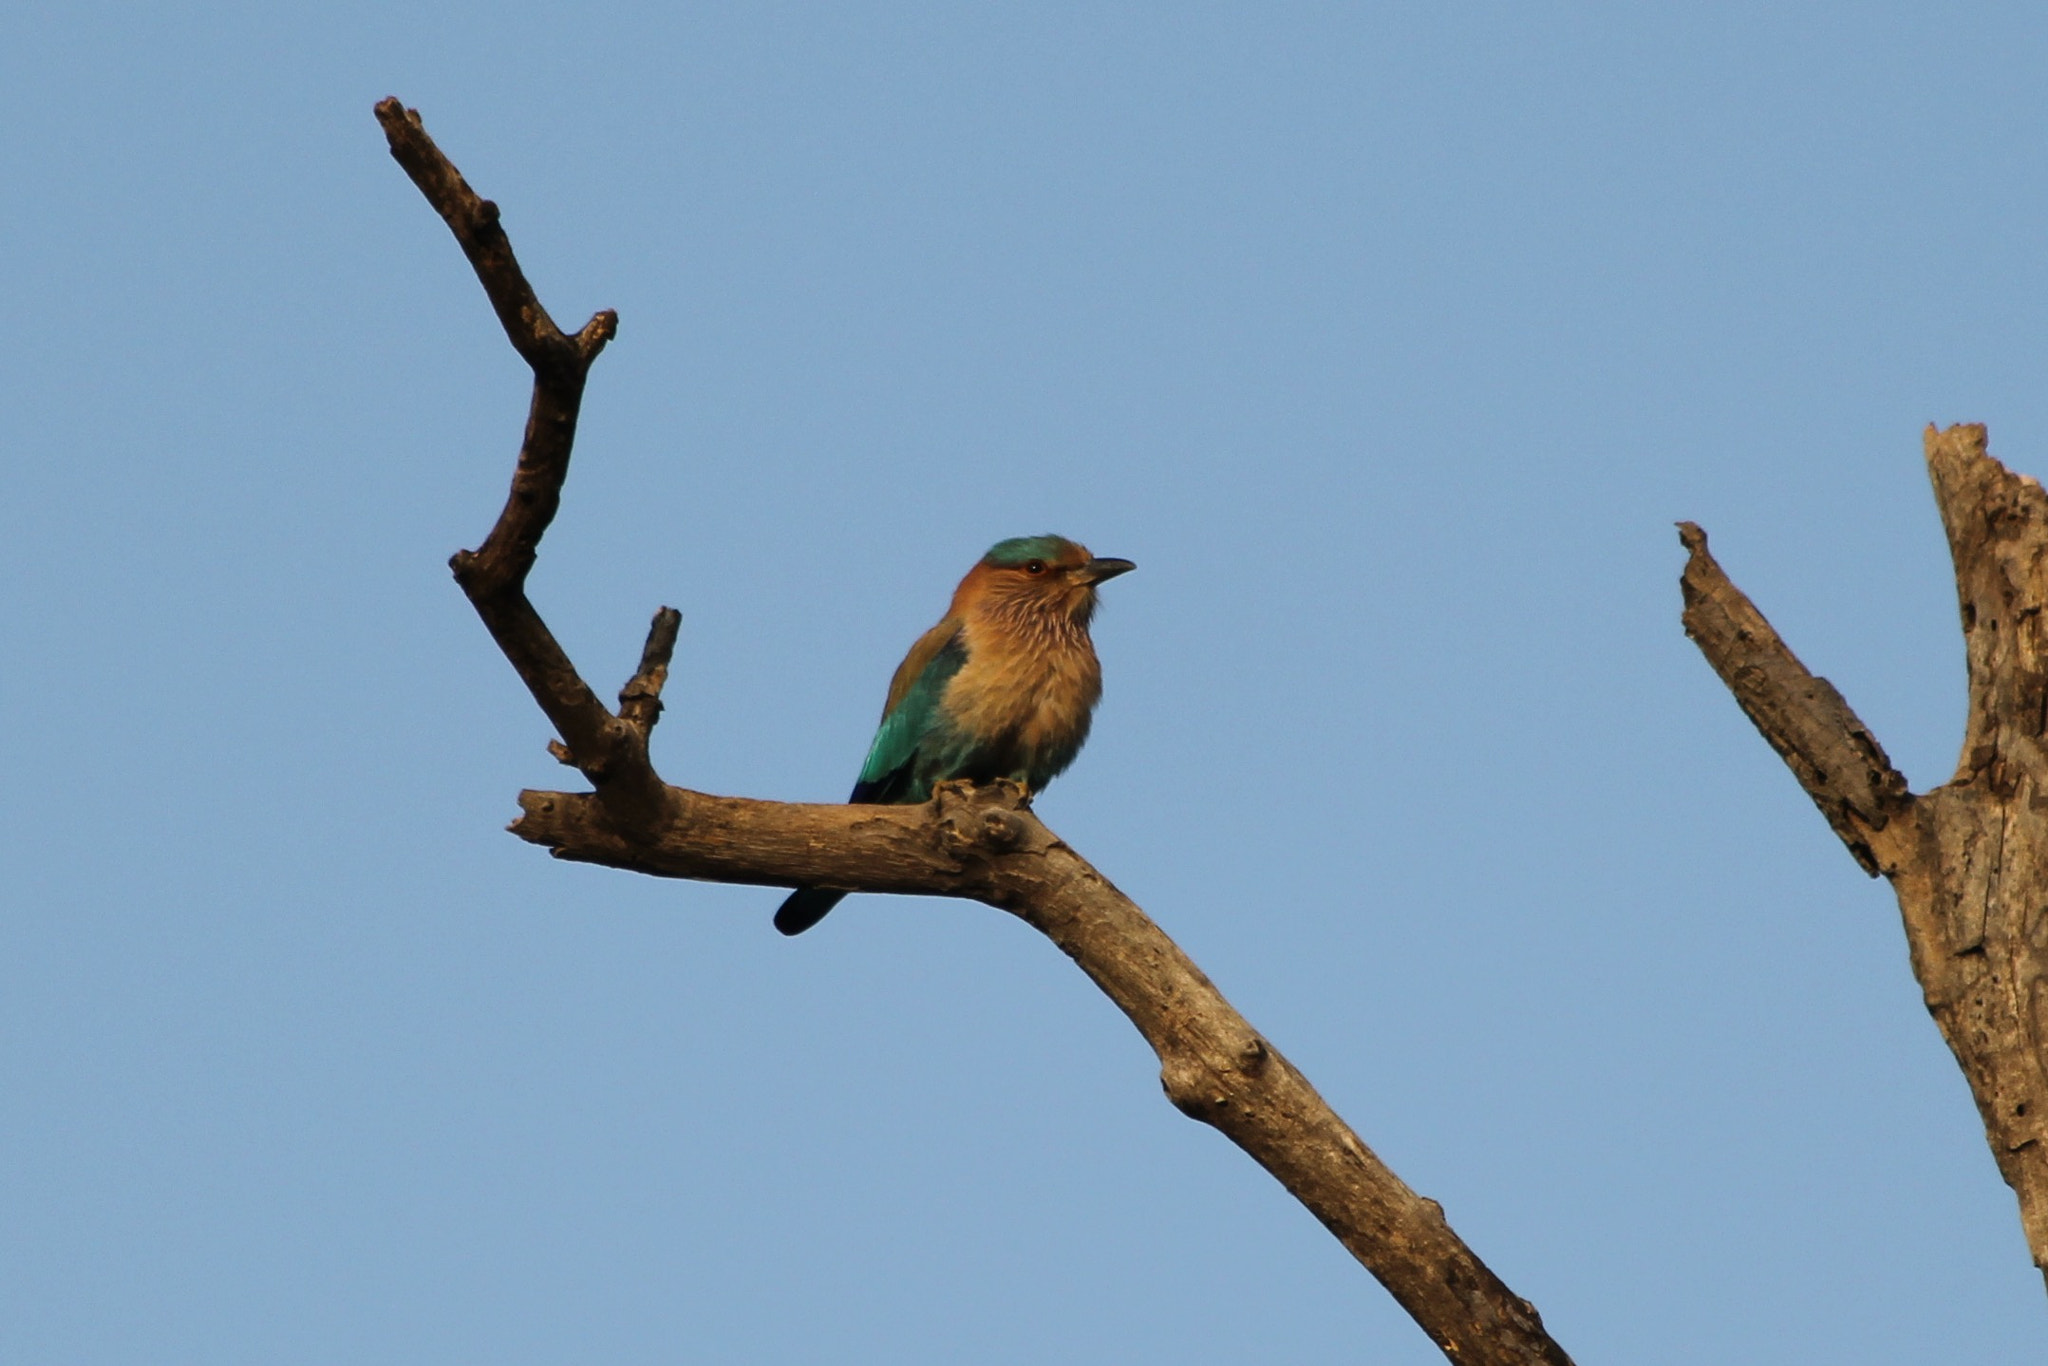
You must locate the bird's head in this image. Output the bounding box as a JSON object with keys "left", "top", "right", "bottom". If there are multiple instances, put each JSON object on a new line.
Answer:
{"left": 957, "top": 534, "right": 1135, "bottom": 629}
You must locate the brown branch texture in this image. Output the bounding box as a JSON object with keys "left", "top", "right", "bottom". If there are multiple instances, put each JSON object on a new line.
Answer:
{"left": 1683, "top": 423, "right": 2048, "bottom": 1288}
{"left": 377, "top": 97, "right": 1577, "bottom": 1366}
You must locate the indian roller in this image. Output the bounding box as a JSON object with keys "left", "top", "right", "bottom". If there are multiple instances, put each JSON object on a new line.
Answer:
{"left": 775, "top": 534, "right": 1136, "bottom": 935}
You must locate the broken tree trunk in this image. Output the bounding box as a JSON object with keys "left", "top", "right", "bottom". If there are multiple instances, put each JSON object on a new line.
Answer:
{"left": 1682, "top": 422, "right": 2048, "bottom": 1287}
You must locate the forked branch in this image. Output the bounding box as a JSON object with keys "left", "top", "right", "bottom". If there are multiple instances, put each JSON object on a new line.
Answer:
{"left": 377, "top": 97, "right": 1577, "bottom": 1364}
{"left": 1683, "top": 425, "right": 2048, "bottom": 1287}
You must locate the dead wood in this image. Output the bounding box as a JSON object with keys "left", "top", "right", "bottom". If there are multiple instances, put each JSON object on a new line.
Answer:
{"left": 376, "top": 96, "right": 1576, "bottom": 1365}
{"left": 1683, "top": 423, "right": 2048, "bottom": 1289}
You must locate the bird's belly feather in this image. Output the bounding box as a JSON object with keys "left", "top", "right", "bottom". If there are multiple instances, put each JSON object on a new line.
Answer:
{"left": 935, "top": 642, "right": 1101, "bottom": 791}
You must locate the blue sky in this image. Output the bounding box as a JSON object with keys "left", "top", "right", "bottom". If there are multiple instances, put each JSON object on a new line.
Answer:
{"left": 5, "top": 4, "right": 2046, "bottom": 1361}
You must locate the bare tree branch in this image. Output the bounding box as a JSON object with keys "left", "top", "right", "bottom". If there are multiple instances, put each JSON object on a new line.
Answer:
{"left": 1683, "top": 424, "right": 2048, "bottom": 1289}
{"left": 1677, "top": 521, "right": 1917, "bottom": 875}
{"left": 618, "top": 607, "right": 682, "bottom": 739}
{"left": 378, "top": 97, "right": 1577, "bottom": 1365}
{"left": 375, "top": 96, "right": 662, "bottom": 821}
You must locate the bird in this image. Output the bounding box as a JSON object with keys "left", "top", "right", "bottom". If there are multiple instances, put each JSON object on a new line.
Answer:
{"left": 775, "top": 534, "right": 1135, "bottom": 935}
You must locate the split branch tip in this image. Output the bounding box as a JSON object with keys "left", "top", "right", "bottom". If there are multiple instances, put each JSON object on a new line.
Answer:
{"left": 620, "top": 607, "right": 682, "bottom": 735}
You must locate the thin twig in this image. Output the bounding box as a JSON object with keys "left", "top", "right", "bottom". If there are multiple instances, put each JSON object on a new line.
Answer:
{"left": 619, "top": 607, "right": 682, "bottom": 737}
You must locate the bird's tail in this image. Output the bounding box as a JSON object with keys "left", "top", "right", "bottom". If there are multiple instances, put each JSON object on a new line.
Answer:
{"left": 774, "top": 887, "right": 847, "bottom": 936}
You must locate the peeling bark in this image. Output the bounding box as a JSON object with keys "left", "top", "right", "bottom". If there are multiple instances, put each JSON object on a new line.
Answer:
{"left": 1683, "top": 424, "right": 2048, "bottom": 1287}
{"left": 376, "top": 97, "right": 1575, "bottom": 1366}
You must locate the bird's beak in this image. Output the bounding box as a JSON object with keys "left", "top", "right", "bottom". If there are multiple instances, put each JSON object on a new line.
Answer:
{"left": 1077, "top": 557, "right": 1136, "bottom": 585}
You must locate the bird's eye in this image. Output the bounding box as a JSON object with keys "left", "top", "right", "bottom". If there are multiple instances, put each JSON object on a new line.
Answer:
{"left": 1024, "top": 560, "right": 1047, "bottom": 575}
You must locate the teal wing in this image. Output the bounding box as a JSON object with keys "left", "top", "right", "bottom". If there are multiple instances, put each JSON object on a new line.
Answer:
{"left": 851, "top": 624, "right": 967, "bottom": 804}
